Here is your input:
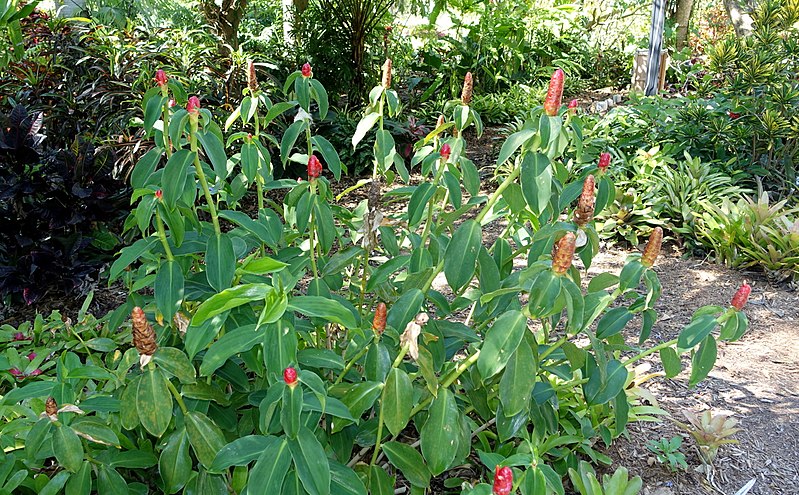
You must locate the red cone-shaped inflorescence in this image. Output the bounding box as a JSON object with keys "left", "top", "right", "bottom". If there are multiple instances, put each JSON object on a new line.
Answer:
{"left": 731, "top": 283, "right": 751, "bottom": 311}
{"left": 372, "top": 302, "right": 387, "bottom": 334}
{"left": 574, "top": 175, "right": 596, "bottom": 226}
{"left": 155, "top": 190, "right": 163, "bottom": 201}
{"left": 440, "top": 143, "right": 451, "bottom": 161}
{"left": 307, "top": 154, "right": 323, "bottom": 179}
{"left": 187, "top": 96, "right": 201, "bottom": 115}
{"left": 301, "top": 62, "right": 312, "bottom": 78}
{"left": 155, "top": 69, "right": 168, "bottom": 88}
{"left": 493, "top": 466, "right": 513, "bottom": 495}
{"left": 543, "top": 68, "right": 564, "bottom": 116}
{"left": 598, "top": 152, "right": 611, "bottom": 172}
{"left": 641, "top": 227, "right": 663, "bottom": 268}
{"left": 283, "top": 367, "right": 298, "bottom": 387}
{"left": 461, "top": 72, "right": 473, "bottom": 105}
{"left": 568, "top": 99, "right": 578, "bottom": 114}
{"left": 552, "top": 232, "right": 576, "bottom": 275}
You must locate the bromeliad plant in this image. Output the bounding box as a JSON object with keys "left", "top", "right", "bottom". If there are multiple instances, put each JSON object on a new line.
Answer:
{"left": 0, "top": 67, "right": 752, "bottom": 494}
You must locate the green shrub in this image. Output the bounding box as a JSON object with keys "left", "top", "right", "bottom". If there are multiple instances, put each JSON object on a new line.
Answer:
{"left": 0, "top": 65, "right": 752, "bottom": 495}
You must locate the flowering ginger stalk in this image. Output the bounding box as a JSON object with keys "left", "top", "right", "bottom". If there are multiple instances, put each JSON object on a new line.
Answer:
{"left": 574, "top": 175, "right": 596, "bottom": 226}
{"left": 132, "top": 307, "right": 158, "bottom": 367}
{"left": 543, "top": 69, "right": 564, "bottom": 116}
{"left": 372, "top": 302, "right": 387, "bottom": 334}
{"left": 641, "top": 227, "right": 663, "bottom": 268}
{"left": 461, "top": 72, "right": 473, "bottom": 105}
{"left": 283, "top": 367, "right": 298, "bottom": 387}
{"left": 552, "top": 232, "right": 576, "bottom": 275}
{"left": 731, "top": 283, "right": 751, "bottom": 311}
{"left": 493, "top": 466, "right": 513, "bottom": 495}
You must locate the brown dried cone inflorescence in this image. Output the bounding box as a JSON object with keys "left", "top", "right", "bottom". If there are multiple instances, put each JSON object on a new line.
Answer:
{"left": 552, "top": 232, "right": 576, "bottom": 275}
{"left": 247, "top": 60, "right": 258, "bottom": 92}
{"left": 381, "top": 58, "right": 392, "bottom": 89}
{"left": 46, "top": 397, "right": 57, "bottom": 417}
{"left": 132, "top": 307, "right": 158, "bottom": 366}
{"left": 436, "top": 114, "right": 445, "bottom": 129}
{"left": 574, "top": 175, "right": 596, "bottom": 226}
{"left": 641, "top": 227, "right": 663, "bottom": 267}
{"left": 461, "top": 72, "right": 473, "bottom": 105}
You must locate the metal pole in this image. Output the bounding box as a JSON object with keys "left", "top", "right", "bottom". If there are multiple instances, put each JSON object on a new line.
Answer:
{"left": 644, "top": 0, "right": 667, "bottom": 96}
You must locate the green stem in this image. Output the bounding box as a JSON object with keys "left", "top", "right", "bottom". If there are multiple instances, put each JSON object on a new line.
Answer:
{"left": 392, "top": 342, "right": 410, "bottom": 368}
{"left": 334, "top": 338, "right": 374, "bottom": 385}
{"left": 539, "top": 335, "right": 569, "bottom": 361}
{"left": 165, "top": 378, "right": 189, "bottom": 414}
{"left": 475, "top": 167, "right": 520, "bottom": 224}
{"left": 409, "top": 349, "right": 480, "bottom": 417}
{"left": 621, "top": 338, "right": 678, "bottom": 367}
{"left": 370, "top": 393, "right": 387, "bottom": 465}
{"left": 190, "top": 128, "right": 221, "bottom": 235}
{"left": 154, "top": 207, "right": 174, "bottom": 261}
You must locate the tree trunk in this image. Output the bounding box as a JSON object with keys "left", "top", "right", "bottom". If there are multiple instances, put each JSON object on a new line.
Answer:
{"left": 723, "top": 0, "right": 754, "bottom": 36}
{"left": 200, "top": 0, "right": 249, "bottom": 50}
{"left": 673, "top": 0, "right": 695, "bottom": 50}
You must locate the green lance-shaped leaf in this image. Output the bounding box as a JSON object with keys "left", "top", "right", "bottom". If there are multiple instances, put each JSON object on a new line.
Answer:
{"left": 131, "top": 147, "right": 161, "bottom": 189}
{"left": 407, "top": 183, "right": 437, "bottom": 228}
{"left": 352, "top": 112, "right": 380, "bottom": 147}
{"left": 185, "top": 411, "right": 227, "bottom": 469}
{"left": 162, "top": 149, "right": 194, "bottom": 209}
{"left": 659, "top": 347, "right": 682, "bottom": 378}
{"left": 520, "top": 152, "right": 552, "bottom": 215}
{"left": 583, "top": 358, "right": 628, "bottom": 406}
{"left": 678, "top": 314, "right": 718, "bottom": 349}
{"left": 159, "top": 429, "right": 192, "bottom": 494}
{"left": 197, "top": 129, "right": 229, "bottom": 180}
{"left": 192, "top": 283, "right": 273, "bottom": 325}
{"left": 383, "top": 368, "right": 413, "bottom": 436}
{"left": 497, "top": 129, "right": 535, "bottom": 165}
{"left": 53, "top": 424, "right": 83, "bottom": 473}
{"left": 689, "top": 334, "right": 717, "bottom": 387}
{"left": 420, "top": 388, "right": 460, "bottom": 476}
{"left": 97, "top": 465, "right": 128, "bottom": 495}
{"left": 596, "top": 307, "right": 634, "bottom": 339}
{"left": 211, "top": 435, "right": 274, "bottom": 471}
{"left": 205, "top": 232, "right": 236, "bottom": 292}
{"left": 289, "top": 425, "right": 331, "bottom": 495}
{"left": 444, "top": 219, "right": 482, "bottom": 293}
{"left": 281, "top": 383, "right": 303, "bottom": 440}
{"left": 248, "top": 437, "right": 292, "bottom": 495}
{"left": 120, "top": 375, "right": 141, "bottom": 430}
{"left": 477, "top": 310, "right": 527, "bottom": 380}
{"left": 65, "top": 461, "right": 92, "bottom": 495}
{"left": 288, "top": 296, "right": 358, "bottom": 328}
{"left": 281, "top": 120, "right": 305, "bottom": 164}
{"left": 382, "top": 442, "right": 431, "bottom": 488}
{"left": 200, "top": 324, "right": 264, "bottom": 376}
{"left": 152, "top": 347, "right": 196, "bottom": 384}
{"left": 329, "top": 460, "right": 367, "bottom": 495}
{"left": 499, "top": 338, "right": 536, "bottom": 417}
{"left": 137, "top": 367, "right": 173, "bottom": 437}
{"left": 386, "top": 288, "right": 424, "bottom": 332}
{"left": 155, "top": 260, "right": 184, "bottom": 323}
